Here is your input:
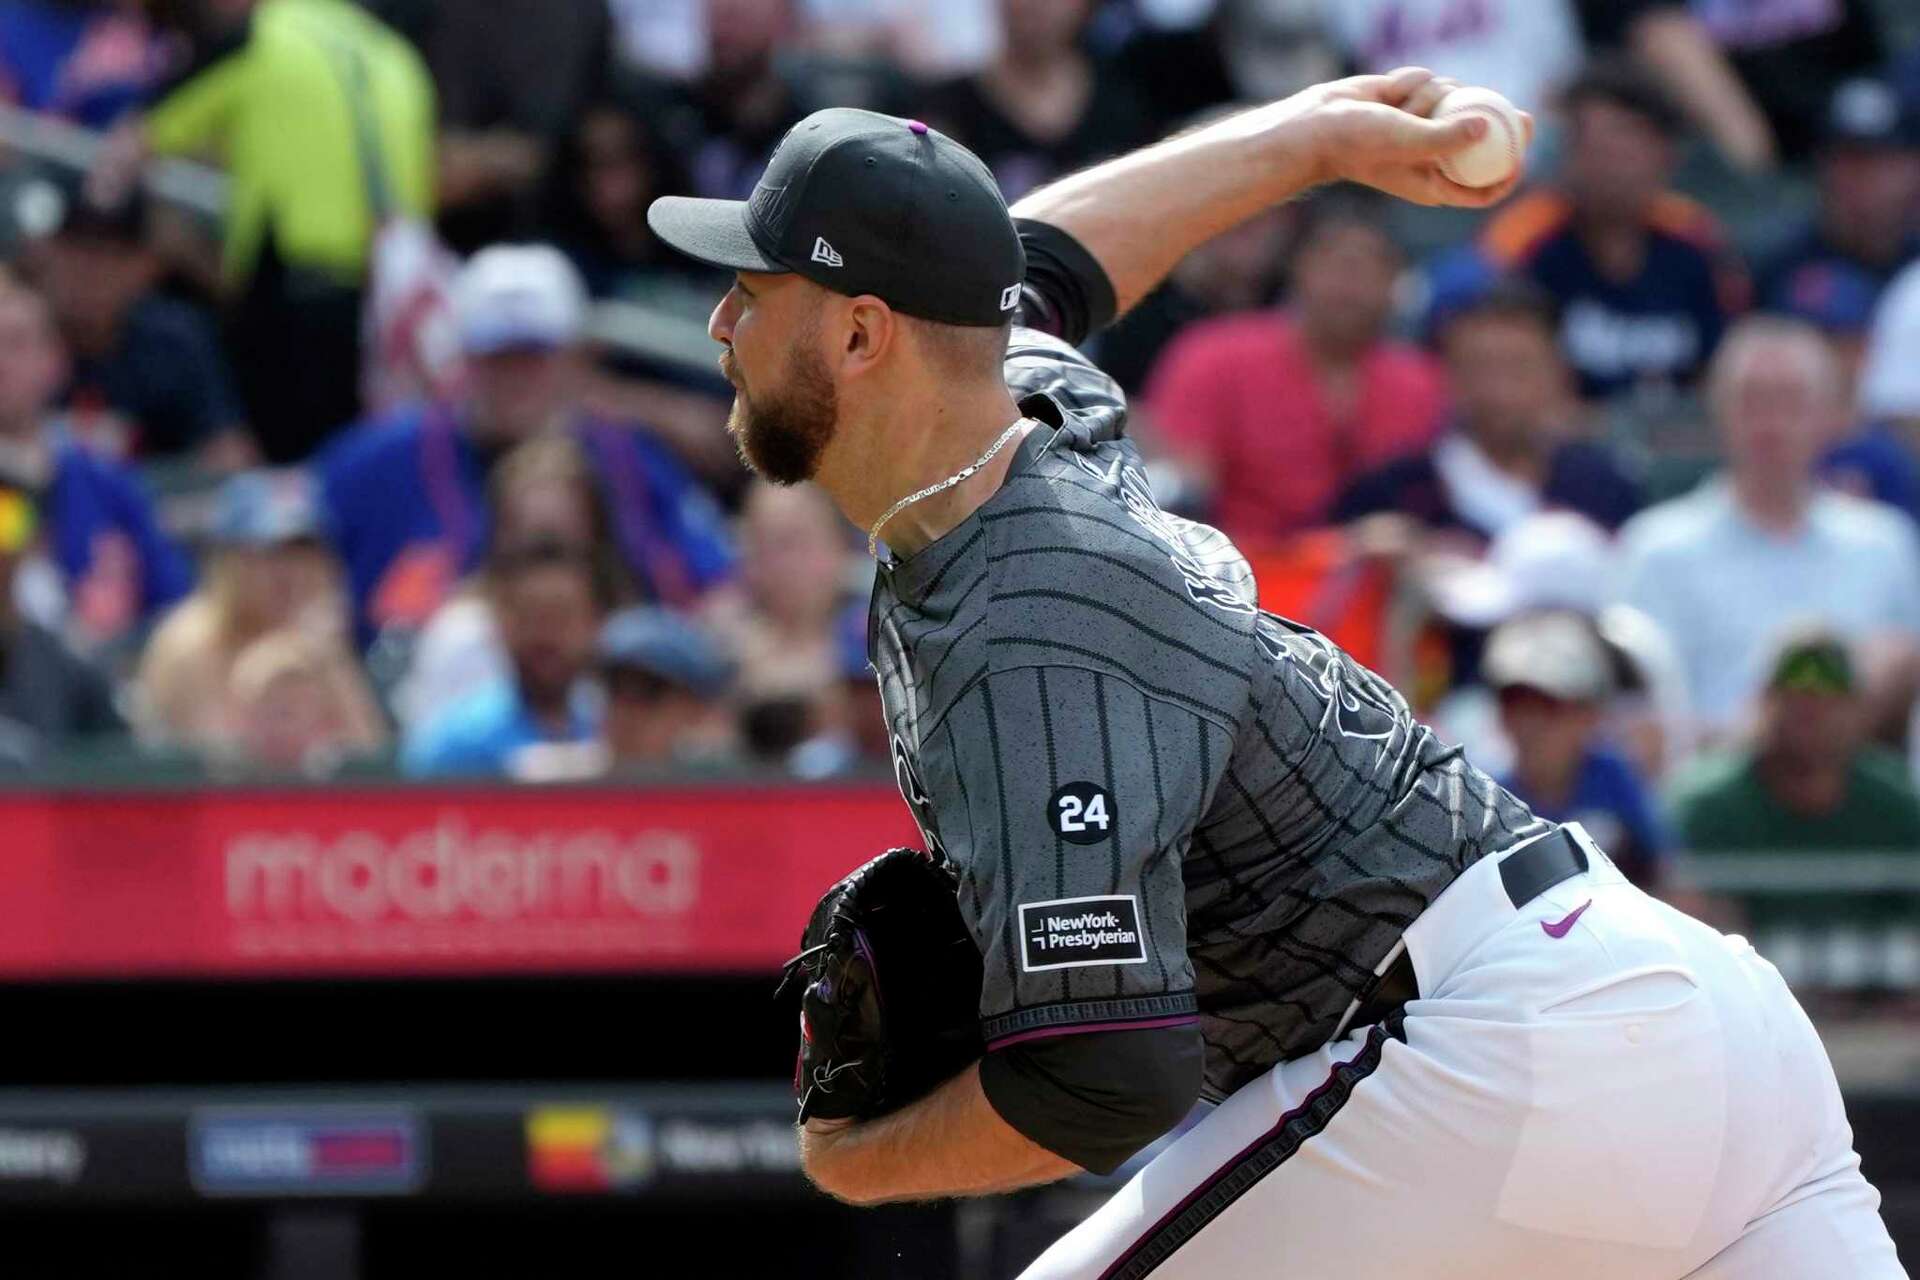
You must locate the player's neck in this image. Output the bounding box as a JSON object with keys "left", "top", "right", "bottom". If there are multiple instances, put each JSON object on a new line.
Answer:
{"left": 817, "top": 380, "right": 1028, "bottom": 560}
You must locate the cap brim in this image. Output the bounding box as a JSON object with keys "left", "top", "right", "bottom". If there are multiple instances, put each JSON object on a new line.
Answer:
{"left": 647, "top": 197, "right": 785, "bottom": 274}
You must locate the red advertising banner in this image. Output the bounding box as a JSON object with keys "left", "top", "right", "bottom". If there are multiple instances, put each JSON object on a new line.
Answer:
{"left": 0, "top": 784, "right": 921, "bottom": 980}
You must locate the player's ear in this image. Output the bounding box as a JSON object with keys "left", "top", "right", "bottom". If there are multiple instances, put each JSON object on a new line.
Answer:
{"left": 839, "top": 295, "right": 898, "bottom": 380}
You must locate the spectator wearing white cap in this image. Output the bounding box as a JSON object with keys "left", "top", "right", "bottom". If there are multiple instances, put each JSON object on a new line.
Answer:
{"left": 1424, "top": 509, "right": 1692, "bottom": 782}
{"left": 1618, "top": 316, "right": 1920, "bottom": 738}
{"left": 317, "top": 244, "right": 736, "bottom": 651}
{"left": 1484, "top": 610, "right": 1668, "bottom": 890}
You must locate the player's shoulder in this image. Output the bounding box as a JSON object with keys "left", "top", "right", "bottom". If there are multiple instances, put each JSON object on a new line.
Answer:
{"left": 1003, "top": 325, "right": 1128, "bottom": 434}
{"left": 975, "top": 438, "right": 1258, "bottom": 729}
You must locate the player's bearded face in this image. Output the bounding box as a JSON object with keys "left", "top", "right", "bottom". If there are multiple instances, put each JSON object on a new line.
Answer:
{"left": 722, "top": 313, "right": 838, "bottom": 486}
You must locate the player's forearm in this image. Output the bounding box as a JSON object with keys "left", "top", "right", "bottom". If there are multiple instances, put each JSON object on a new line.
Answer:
{"left": 798, "top": 1062, "right": 1080, "bottom": 1205}
{"left": 1009, "top": 97, "right": 1325, "bottom": 317}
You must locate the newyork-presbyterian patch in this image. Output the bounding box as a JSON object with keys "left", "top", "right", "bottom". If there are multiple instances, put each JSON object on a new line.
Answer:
{"left": 1019, "top": 895, "right": 1147, "bottom": 972}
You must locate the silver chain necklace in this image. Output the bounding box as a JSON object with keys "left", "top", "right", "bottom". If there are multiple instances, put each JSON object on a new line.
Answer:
{"left": 867, "top": 417, "right": 1032, "bottom": 560}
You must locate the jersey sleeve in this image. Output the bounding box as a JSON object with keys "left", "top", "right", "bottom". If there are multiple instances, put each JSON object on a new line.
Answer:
{"left": 1011, "top": 218, "right": 1117, "bottom": 347}
{"left": 915, "top": 665, "right": 1228, "bottom": 1049}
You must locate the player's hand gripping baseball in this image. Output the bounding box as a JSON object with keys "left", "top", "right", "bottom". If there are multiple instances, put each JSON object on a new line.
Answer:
{"left": 1300, "top": 67, "right": 1533, "bottom": 208}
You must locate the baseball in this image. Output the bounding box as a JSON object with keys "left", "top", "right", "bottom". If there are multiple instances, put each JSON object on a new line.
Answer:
{"left": 1432, "top": 86, "right": 1526, "bottom": 188}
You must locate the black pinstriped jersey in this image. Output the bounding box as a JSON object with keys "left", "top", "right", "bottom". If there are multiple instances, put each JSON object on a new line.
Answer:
{"left": 870, "top": 325, "right": 1551, "bottom": 1102}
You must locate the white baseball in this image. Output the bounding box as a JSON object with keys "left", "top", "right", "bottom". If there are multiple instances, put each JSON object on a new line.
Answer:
{"left": 1432, "top": 87, "right": 1526, "bottom": 188}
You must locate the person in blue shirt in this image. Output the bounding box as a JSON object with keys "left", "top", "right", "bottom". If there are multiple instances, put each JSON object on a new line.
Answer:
{"left": 319, "top": 244, "right": 735, "bottom": 648}
{"left": 1469, "top": 59, "right": 1747, "bottom": 402}
{"left": 0, "top": 279, "right": 191, "bottom": 645}
{"left": 1487, "top": 610, "right": 1668, "bottom": 890}
{"left": 1759, "top": 78, "right": 1920, "bottom": 317}
{"left": 34, "top": 172, "right": 253, "bottom": 464}
{"left": 402, "top": 541, "right": 606, "bottom": 778}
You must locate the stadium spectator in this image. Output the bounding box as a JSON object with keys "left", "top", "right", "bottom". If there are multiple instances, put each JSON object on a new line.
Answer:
{"left": 1208, "top": 0, "right": 1341, "bottom": 108}
{"left": 1318, "top": 0, "right": 1798, "bottom": 169}
{"left": 714, "top": 483, "right": 878, "bottom": 775}
{"left": 1484, "top": 609, "right": 1667, "bottom": 889}
{"left": 1335, "top": 279, "right": 1642, "bottom": 540}
{"left": 24, "top": 172, "right": 252, "bottom": 467}
{"left": 1146, "top": 193, "right": 1446, "bottom": 543}
{"left": 135, "top": 469, "right": 376, "bottom": 753}
{"left": 1617, "top": 317, "right": 1920, "bottom": 735}
{"left": 1667, "top": 627, "right": 1920, "bottom": 853}
{"left": 0, "top": 278, "right": 190, "bottom": 646}
{"left": 1555, "top": 1, "right": 1779, "bottom": 173}
{"left": 1760, "top": 79, "right": 1920, "bottom": 318}
{"left": 319, "top": 245, "right": 734, "bottom": 649}
{"left": 393, "top": 433, "right": 635, "bottom": 732}
{"left": 0, "top": 478, "right": 122, "bottom": 768}
{"left": 1770, "top": 260, "right": 1920, "bottom": 524}
{"left": 598, "top": 605, "right": 738, "bottom": 769}
{"left": 1317, "top": 0, "right": 1587, "bottom": 116}
{"left": 1472, "top": 59, "right": 1745, "bottom": 401}
{"left": 90, "top": 0, "right": 435, "bottom": 461}
{"left": 676, "top": 0, "right": 809, "bottom": 201}
{"left": 543, "top": 88, "right": 739, "bottom": 486}
{"left": 400, "top": 541, "right": 608, "bottom": 778}
{"left": 1421, "top": 510, "right": 1693, "bottom": 782}
{"left": 0, "top": 0, "right": 167, "bottom": 127}
{"left": 414, "top": 0, "right": 613, "bottom": 254}
{"left": 1098, "top": 205, "right": 1290, "bottom": 395}
{"left": 546, "top": 89, "right": 705, "bottom": 304}
{"left": 1678, "top": 0, "right": 1885, "bottom": 165}
{"left": 719, "top": 483, "right": 858, "bottom": 708}
{"left": 925, "top": 0, "right": 1155, "bottom": 203}
{"left": 223, "top": 627, "right": 388, "bottom": 775}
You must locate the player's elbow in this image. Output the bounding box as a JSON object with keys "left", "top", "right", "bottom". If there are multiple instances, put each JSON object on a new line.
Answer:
{"left": 980, "top": 1023, "right": 1205, "bottom": 1177}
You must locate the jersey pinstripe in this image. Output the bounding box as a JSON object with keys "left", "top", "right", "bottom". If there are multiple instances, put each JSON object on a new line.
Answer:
{"left": 872, "top": 326, "right": 1551, "bottom": 1101}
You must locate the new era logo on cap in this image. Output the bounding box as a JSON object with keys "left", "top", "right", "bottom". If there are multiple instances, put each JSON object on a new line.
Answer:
{"left": 999, "top": 283, "right": 1021, "bottom": 312}
{"left": 811, "top": 237, "right": 843, "bottom": 268}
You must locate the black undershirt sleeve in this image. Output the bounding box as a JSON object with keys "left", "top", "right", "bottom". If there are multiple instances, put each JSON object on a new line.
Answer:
{"left": 1014, "top": 218, "right": 1120, "bottom": 348}
{"left": 979, "top": 1025, "right": 1204, "bottom": 1176}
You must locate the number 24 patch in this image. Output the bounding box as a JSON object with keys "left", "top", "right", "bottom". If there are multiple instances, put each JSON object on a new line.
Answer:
{"left": 1048, "top": 782, "right": 1115, "bottom": 845}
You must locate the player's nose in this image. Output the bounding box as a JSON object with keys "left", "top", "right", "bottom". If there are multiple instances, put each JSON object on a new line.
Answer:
{"left": 709, "top": 288, "right": 741, "bottom": 347}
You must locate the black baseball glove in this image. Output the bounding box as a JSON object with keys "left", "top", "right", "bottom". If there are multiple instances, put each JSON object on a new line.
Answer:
{"left": 777, "top": 848, "right": 986, "bottom": 1123}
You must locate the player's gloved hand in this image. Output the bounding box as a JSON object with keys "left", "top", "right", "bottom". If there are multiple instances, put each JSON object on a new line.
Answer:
{"left": 1300, "top": 66, "right": 1534, "bottom": 208}
{"left": 776, "top": 848, "right": 985, "bottom": 1123}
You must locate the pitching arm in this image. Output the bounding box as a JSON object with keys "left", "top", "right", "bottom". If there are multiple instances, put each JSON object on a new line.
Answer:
{"left": 1009, "top": 67, "right": 1527, "bottom": 320}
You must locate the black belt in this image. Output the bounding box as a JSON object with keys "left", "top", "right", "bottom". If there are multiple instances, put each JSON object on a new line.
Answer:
{"left": 1346, "top": 826, "right": 1590, "bottom": 1030}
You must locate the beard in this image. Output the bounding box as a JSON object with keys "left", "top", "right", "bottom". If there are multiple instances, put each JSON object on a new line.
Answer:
{"left": 724, "top": 340, "right": 838, "bottom": 486}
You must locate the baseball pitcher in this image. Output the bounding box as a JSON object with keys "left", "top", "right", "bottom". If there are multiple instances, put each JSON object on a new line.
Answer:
{"left": 647, "top": 68, "right": 1906, "bottom": 1279}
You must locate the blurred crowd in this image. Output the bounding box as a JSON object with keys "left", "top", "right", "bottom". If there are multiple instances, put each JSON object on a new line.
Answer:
{"left": 1, "top": 0, "right": 1919, "bottom": 923}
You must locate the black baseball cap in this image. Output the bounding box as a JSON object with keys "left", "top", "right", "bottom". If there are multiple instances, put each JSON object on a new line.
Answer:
{"left": 647, "top": 108, "right": 1025, "bottom": 327}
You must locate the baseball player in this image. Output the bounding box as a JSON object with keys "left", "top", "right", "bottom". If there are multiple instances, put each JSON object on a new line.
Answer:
{"left": 648, "top": 68, "right": 1906, "bottom": 1279}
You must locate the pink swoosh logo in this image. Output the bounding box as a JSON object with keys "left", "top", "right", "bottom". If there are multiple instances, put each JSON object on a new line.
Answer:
{"left": 1541, "top": 899, "right": 1593, "bottom": 939}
